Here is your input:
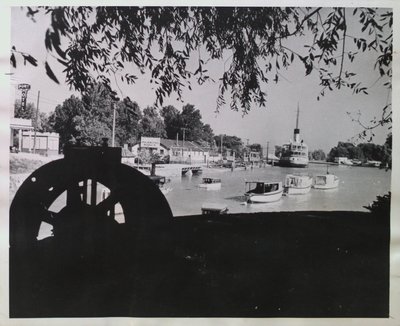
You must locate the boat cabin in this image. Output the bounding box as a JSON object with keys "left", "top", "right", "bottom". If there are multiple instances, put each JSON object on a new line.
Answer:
{"left": 202, "top": 178, "right": 221, "bottom": 184}
{"left": 246, "top": 181, "right": 280, "bottom": 194}
{"left": 314, "top": 174, "right": 335, "bottom": 185}
{"left": 285, "top": 174, "right": 311, "bottom": 187}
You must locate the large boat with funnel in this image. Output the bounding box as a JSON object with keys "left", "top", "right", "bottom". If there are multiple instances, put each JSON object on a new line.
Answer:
{"left": 279, "top": 104, "right": 309, "bottom": 168}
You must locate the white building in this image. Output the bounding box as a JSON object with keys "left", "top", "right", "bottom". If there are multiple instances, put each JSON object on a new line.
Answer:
{"left": 243, "top": 151, "right": 261, "bottom": 163}
{"left": 22, "top": 131, "right": 60, "bottom": 156}
{"left": 10, "top": 118, "right": 34, "bottom": 151}
{"left": 334, "top": 157, "right": 353, "bottom": 165}
{"left": 134, "top": 137, "right": 210, "bottom": 164}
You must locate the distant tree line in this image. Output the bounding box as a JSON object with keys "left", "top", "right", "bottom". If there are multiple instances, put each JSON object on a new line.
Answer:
{"left": 309, "top": 149, "right": 326, "bottom": 161}
{"left": 14, "top": 84, "right": 220, "bottom": 149}
{"left": 15, "top": 84, "right": 271, "bottom": 159}
{"left": 327, "top": 135, "right": 391, "bottom": 167}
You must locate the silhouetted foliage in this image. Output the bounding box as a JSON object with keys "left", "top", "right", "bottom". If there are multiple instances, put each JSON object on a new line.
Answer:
{"left": 364, "top": 192, "right": 391, "bottom": 216}
{"left": 13, "top": 6, "right": 392, "bottom": 126}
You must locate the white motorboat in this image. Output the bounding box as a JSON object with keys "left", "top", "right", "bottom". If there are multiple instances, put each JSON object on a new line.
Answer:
{"left": 312, "top": 174, "right": 339, "bottom": 190}
{"left": 198, "top": 177, "right": 222, "bottom": 190}
{"left": 245, "top": 181, "right": 283, "bottom": 203}
{"left": 284, "top": 174, "right": 313, "bottom": 195}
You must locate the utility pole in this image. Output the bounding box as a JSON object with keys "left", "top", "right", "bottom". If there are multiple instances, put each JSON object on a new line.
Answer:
{"left": 111, "top": 102, "right": 116, "bottom": 147}
{"left": 266, "top": 141, "right": 269, "bottom": 164}
{"left": 220, "top": 134, "right": 223, "bottom": 155}
{"left": 33, "top": 90, "right": 40, "bottom": 154}
{"left": 181, "top": 127, "right": 188, "bottom": 146}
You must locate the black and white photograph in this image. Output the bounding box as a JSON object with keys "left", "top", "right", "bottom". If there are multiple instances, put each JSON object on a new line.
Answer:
{"left": 1, "top": 1, "right": 399, "bottom": 323}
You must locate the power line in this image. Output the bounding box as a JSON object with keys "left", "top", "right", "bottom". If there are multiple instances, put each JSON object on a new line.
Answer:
{"left": 26, "top": 95, "right": 60, "bottom": 106}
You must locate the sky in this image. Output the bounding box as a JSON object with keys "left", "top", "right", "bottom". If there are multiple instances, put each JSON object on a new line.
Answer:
{"left": 9, "top": 6, "right": 392, "bottom": 153}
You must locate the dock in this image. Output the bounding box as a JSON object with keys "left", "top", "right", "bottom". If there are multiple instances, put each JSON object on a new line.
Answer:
{"left": 133, "top": 164, "right": 203, "bottom": 177}
{"left": 181, "top": 165, "right": 202, "bottom": 175}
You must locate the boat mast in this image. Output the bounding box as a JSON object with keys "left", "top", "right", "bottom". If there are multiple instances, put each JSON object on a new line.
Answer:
{"left": 293, "top": 103, "right": 300, "bottom": 143}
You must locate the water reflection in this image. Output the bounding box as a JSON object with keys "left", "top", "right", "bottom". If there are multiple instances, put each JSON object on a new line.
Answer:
{"left": 164, "top": 165, "right": 391, "bottom": 216}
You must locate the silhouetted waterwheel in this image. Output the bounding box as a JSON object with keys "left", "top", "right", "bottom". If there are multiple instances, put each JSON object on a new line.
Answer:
{"left": 10, "top": 146, "right": 172, "bottom": 248}
{"left": 9, "top": 146, "right": 173, "bottom": 317}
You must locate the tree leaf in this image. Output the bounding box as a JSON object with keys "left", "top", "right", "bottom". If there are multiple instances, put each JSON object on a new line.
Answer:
{"left": 45, "top": 61, "right": 60, "bottom": 84}
{"left": 23, "top": 54, "right": 38, "bottom": 66}
{"left": 57, "top": 58, "right": 68, "bottom": 66}
{"left": 10, "top": 53, "right": 16, "bottom": 68}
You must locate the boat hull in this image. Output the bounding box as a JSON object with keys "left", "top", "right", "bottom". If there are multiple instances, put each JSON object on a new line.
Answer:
{"left": 284, "top": 175, "right": 313, "bottom": 195}
{"left": 312, "top": 182, "right": 339, "bottom": 190}
{"left": 278, "top": 159, "right": 308, "bottom": 168}
{"left": 313, "top": 179, "right": 339, "bottom": 189}
{"left": 284, "top": 185, "right": 311, "bottom": 195}
{"left": 246, "top": 190, "right": 283, "bottom": 203}
{"left": 198, "top": 183, "right": 221, "bottom": 190}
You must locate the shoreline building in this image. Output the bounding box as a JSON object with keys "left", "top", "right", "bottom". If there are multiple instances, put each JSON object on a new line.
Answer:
{"left": 243, "top": 151, "right": 261, "bottom": 164}
{"left": 132, "top": 137, "right": 210, "bottom": 164}
{"left": 21, "top": 131, "right": 60, "bottom": 156}
{"left": 10, "top": 117, "right": 34, "bottom": 152}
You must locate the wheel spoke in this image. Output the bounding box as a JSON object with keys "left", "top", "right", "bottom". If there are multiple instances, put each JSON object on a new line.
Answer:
{"left": 36, "top": 205, "right": 57, "bottom": 225}
{"left": 67, "top": 183, "right": 84, "bottom": 206}
{"left": 95, "top": 191, "right": 119, "bottom": 215}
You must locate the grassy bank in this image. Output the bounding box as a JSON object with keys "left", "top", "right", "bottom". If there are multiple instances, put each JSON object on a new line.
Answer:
{"left": 10, "top": 210, "right": 389, "bottom": 318}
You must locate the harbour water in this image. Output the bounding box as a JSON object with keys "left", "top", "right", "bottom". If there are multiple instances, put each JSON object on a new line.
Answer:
{"left": 164, "top": 164, "right": 391, "bottom": 216}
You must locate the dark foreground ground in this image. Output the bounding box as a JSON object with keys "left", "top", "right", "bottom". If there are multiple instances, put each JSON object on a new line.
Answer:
{"left": 10, "top": 210, "right": 389, "bottom": 318}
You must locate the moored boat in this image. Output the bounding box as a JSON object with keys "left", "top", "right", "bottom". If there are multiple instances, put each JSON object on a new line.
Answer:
{"left": 284, "top": 174, "right": 313, "bottom": 195}
{"left": 351, "top": 159, "right": 362, "bottom": 166}
{"left": 365, "top": 160, "right": 381, "bottom": 167}
{"left": 335, "top": 157, "right": 353, "bottom": 166}
{"left": 278, "top": 103, "right": 309, "bottom": 168}
{"left": 245, "top": 181, "right": 283, "bottom": 203}
{"left": 201, "top": 203, "right": 229, "bottom": 215}
{"left": 312, "top": 174, "right": 339, "bottom": 190}
{"left": 198, "top": 177, "right": 222, "bottom": 190}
